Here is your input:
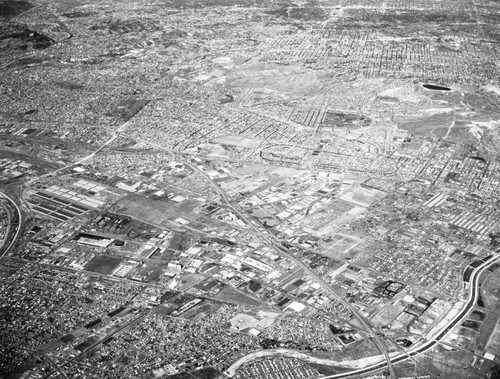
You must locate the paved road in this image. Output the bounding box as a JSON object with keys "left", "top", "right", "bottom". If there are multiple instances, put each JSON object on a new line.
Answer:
{"left": 0, "top": 191, "right": 23, "bottom": 259}
{"left": 41, "top": 309, "right": 149, "bottom": 379}
{"left": 26, "top": 127, "right": 123, "bottom": 186}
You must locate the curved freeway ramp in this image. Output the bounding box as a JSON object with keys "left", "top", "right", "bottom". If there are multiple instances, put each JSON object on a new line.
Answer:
{"left": 0, "top": 191, "right": 23, "bottom": 259}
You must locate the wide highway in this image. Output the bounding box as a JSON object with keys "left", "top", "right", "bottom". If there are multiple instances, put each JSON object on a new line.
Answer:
{"left": 0, "top": 191, "right": 23, "bottom": 259}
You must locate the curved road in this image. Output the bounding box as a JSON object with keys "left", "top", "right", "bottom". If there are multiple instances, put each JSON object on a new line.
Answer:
{"left": 0, "top": 191, "right": 23, "bottom": 259}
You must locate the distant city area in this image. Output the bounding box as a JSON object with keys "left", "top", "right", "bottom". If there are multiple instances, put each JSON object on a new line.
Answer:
{"left": 1, "top": 0, "right": 500, "bottom": 378}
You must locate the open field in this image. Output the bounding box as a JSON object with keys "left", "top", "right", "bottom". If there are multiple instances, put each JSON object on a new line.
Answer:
{"left": 111, "top": 194, "right": 203, "bottom": 229}
{"left": 85, "top": 254, "right": 122, "bottom": 274}
{"left": 338, "top": 186, "right": 387, "bottom": 208}
{"left": 216, "top": 285, "right": 264, "bottom": 308}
